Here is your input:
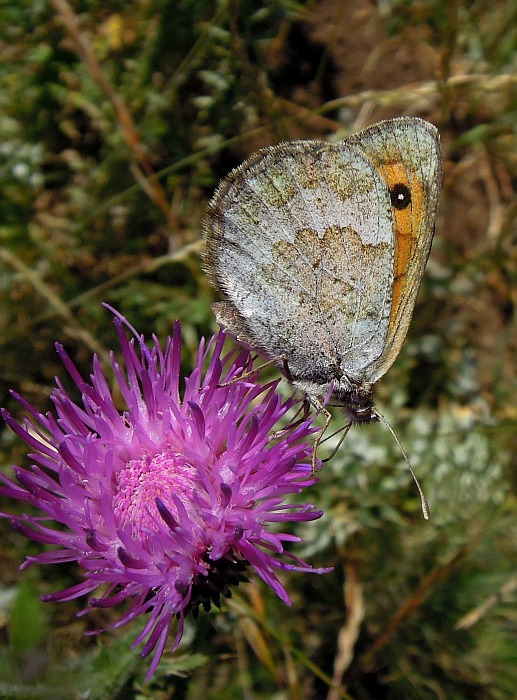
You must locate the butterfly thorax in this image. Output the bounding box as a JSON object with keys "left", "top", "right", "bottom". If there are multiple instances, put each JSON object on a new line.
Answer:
{"left": 292, "top": 376, "right": 377, "bottom": 425}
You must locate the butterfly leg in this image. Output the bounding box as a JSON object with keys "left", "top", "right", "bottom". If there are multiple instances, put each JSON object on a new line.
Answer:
{"left": 322, "top": 422, "right": 352, "bottom": 462}
{"left": 218, "top": 355, "right": 279, "bottom": 387}
{"left": 281, "top": 359, "right": 333, "bottom": 473}
{"left": 219, "top": 352, "right": 295, "bottom": 389}
{"left": 303, "top": 394, "right": 332, "bottom": 475}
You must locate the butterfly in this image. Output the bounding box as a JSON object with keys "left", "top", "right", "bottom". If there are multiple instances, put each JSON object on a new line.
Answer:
{"left": 203, "top": 117, "right": 442, "bottom": 517}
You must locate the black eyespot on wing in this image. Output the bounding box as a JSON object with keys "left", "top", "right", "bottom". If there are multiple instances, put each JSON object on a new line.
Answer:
{"left": 390, "top": 183, "right": 411, "bottom": 210}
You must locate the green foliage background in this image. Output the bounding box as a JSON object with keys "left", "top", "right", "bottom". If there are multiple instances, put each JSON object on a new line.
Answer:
{"left": 0, "top": 0, "right": 516, "bottom": 697}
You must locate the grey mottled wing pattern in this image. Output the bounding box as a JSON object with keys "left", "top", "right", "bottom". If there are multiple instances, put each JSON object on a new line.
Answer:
{"left": 203, "top": 139, "right": 395, "bottom": 385}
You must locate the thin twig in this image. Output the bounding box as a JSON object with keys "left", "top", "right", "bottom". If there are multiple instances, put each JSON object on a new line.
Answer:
{"left": 49, "top": 0, "right": 175, "bottom": 232}
{"left": 455, "top": 576, "right": 517, "bottom": 630}
{"left": 0, "top": 247, "right": 110, "bottom": 364}
{"left": 359, "top": 540, "right": 478, "bottom": 670}
{"left": 67, "top": 239, "right": 205, "bottom": 309}
{"left": 318, "top": 73, "right": 517, "bottom": 117}
{"left": 28, "top": 239, "right": 205, "bottom": 330}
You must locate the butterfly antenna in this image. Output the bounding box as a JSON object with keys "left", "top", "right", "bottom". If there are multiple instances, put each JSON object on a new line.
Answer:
{"left": 374, "top": 410, "right": 430, "bottom": 520}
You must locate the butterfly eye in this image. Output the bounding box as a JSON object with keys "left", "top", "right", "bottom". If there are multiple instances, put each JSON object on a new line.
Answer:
{"left": 390, "top": 183, "right": 411, "bottom": 210}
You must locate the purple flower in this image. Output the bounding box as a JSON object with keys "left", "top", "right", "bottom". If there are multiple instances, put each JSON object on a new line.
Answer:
{"left": 1, "top": 311, "right": 329, "bottom": 679}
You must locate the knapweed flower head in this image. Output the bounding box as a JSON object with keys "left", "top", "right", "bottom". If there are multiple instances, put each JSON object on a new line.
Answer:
{"left": 1, "top": 311, "right": 329, "bottom": 678}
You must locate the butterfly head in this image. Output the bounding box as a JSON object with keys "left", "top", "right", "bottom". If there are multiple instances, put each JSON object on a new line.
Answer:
{"left": 330, "top": 380, "right": 377, "bottom": 425}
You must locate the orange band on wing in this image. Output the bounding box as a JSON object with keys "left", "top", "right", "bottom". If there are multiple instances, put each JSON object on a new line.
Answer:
{"left": 377, "top": 162, "right": 425, "bottom": 327}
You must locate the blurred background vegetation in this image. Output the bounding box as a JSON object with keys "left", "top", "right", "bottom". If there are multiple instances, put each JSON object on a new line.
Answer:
{"left": 0, "top": 0, "right": 516, "bottom": 697}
